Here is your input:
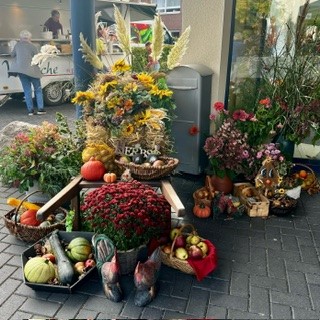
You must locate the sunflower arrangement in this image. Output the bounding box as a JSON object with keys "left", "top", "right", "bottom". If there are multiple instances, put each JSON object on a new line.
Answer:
{"left": 73, "top": 65, "right": 175, "bottom": 154}
{"left": 72, "top": 5, "right": 190, "bottom": 157}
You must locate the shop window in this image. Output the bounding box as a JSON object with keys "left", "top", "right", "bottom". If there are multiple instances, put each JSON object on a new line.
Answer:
{"left": 227, "top": 0, "right": 320, "bottom": 112}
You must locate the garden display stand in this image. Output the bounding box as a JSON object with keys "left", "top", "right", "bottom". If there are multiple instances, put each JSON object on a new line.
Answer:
{"left": 36, "top": 175, "right": 185, "bottom": 230}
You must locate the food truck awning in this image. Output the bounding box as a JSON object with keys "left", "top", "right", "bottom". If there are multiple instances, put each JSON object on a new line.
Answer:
{"left": 95, "top": 0, "right": 157, "bottom": 25}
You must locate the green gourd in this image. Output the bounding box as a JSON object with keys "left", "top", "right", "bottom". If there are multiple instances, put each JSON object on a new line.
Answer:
{"left": 24, "top": 257, "right": 55, "bottom": 283}
{"left": 54, "top": 213, "right": 66, "bottom": 223}
{"left": 66, "top": 237, "right": 92, "bottom": 262}
{"left": 48, "top": 231, "right": 75, "bottom": 284}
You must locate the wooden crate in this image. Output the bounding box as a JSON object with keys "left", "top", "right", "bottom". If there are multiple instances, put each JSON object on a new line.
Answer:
{"left": 233, "top": 182, "right": 254, "bottom": 198}
{"left": 60, "top": 44, "right": 72, "bottom": 54}
{"left": 238, "top": 186, "right": 269, "bottom": 217}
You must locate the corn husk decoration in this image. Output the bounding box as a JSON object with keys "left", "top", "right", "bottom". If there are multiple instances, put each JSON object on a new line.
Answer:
{"left": 167, "top": 26, "right": 191, "bottom": 70}
{"left": 151, "top": 15, "right": 165, "bottom": 62}
{"left": 79, "top": 32, "right": 104, "bottom": 70}
{"left": 113, "top": 4, "right": 131, "bottom": 57}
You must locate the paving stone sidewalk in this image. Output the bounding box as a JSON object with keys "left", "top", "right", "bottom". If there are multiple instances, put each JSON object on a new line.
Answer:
{"left": 0, "top": 99, "right": 320, "bottom": 319}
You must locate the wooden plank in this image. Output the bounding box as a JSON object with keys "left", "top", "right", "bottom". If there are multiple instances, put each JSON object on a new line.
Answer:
{"left": 161, "top": 180, "right": 185, "bottom": 217}
{"left": 36, "top": 175, "right": 83, "bottom": 221}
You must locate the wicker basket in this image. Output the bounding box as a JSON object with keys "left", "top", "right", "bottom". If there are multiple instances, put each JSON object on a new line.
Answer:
{"left": 3, "top": 191, "right": 67, "bottom": 243}
{"left": 193, "top": 175, "right": 215, "bottom": 207}
{"left": 269, "top": 196, "right": 298, "bottom": 216}
{"left": 160, "top": 224, "right": 199, "bottom": 275}
{"left": 291, "top": 163, "right": 320, "bottom": 195}
{"left": 115, "top": 156, "right": 179, "bottom": 180}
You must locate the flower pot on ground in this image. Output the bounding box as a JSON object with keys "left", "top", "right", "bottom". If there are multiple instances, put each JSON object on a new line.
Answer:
{"left": 79, "top": 181, "right": 171, "bottom": 259}
{"left": 210, "top": 175, "right": 233, "bottom": 194}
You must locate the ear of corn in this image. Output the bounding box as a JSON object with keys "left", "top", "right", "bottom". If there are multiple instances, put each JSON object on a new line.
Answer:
{"left": 7, "top": 198, "right": 41, "bottom": 211}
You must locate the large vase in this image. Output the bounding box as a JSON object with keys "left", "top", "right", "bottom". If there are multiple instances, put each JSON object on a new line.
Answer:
{"left": 272, "top": 134, "right": 295, "bottom": 161}
{"left": 210, "top": 175, "right": 233, "bottom": 194}
{"left": 26, "top": 181, "right": 51, "bottom": 203}
{"left": 117, "top": 244, "right": 147, "bottom": 275}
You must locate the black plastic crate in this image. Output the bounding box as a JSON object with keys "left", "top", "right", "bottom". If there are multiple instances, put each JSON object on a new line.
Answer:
{"left": 21, "top": 231, "right": 98, "bottom": 293}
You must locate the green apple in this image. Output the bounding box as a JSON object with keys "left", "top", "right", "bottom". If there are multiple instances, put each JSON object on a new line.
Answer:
{"left": 190, "top": 235, "right": 201, "bottom": 245}
{"left": 170, "top": 227, "right": 181, "bottom": 241}
{"left": 197, "top": 241, "right": 209, "bottom": 255}
{"left": 186, "top": 235, "right": 193, "bottom": 244}
{"left": 175, "top": 247, "right": 188, "bottom": 260}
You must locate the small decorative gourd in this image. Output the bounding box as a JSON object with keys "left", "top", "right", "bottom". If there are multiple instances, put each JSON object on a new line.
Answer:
{"left": 193, "top": 203, "right": 211, "bottom": 218}
{"left": 24, "top": 257, "right": 55, "bottom": 283}
{"left": 103, "top": 172, "right": 117, "bottom": 183}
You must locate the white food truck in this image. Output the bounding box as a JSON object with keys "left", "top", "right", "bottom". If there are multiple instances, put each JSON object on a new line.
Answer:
{"left": 0, "top": 0, "right": 156, "bottom": 106}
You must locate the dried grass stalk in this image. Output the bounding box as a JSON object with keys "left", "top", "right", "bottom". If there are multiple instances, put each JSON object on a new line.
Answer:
{"left": 79, "top": 33, "right": 104, "bottom": 70}
{"left": 152, "top": 15, "right": 165, "bottom": 61}
{"left": 113, "top": 4, "right": 131, "bottom": 56}
{"left": 167, "top": 26, "right": 191, "bottom": 70}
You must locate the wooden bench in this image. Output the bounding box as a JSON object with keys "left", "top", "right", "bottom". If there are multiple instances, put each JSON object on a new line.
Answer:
{"left": 36, "top": 176, "right": 185, "bottom": 230}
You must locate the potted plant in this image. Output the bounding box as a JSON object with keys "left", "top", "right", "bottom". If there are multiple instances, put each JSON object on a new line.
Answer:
{"left": 78, "top": 180, "right": 171, "bottom": 274}
{"left": 0, "top": 113, "right": 84, "bottom": 198}
{"left": 204, "top": 102, "right": 291, "bottom": 190}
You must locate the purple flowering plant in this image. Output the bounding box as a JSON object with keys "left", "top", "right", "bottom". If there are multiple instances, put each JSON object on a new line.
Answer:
{"left": 204, "top": 102, "right": 290, "bottom": 180}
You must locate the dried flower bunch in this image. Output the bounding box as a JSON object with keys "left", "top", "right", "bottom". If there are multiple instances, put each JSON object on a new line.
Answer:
{"left": 80, "top": 181, "right": 171, "bottom": 251}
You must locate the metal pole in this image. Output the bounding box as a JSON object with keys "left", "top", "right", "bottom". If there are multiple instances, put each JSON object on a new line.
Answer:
{"left": 70, "top": 0, "right": 95, "bottom": 118}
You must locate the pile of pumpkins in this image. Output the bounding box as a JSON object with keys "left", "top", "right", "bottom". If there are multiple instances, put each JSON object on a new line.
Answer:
{"left": 24, "top": 235, "right": 96, "bottom": 285}
{"left": 7, "top": 197, "right": 65, "bottom": 227}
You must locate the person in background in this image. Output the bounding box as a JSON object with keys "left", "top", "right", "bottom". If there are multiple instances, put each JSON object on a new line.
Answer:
{"left": 44, "top": 9, "right": 63, "bottom": 39}
{"left": 145, "top": 42, "right": 160, "bottom": 72}
{"left": 9, "top": 30, "right": 46, "bottom": 116}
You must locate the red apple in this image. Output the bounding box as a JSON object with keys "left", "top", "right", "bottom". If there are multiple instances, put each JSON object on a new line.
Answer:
{"left": 84, "top": 259, "right": 96, "bottom": 269}
{"left": 188, "top": 245, "right": 203, "bottom": 260}
{"left": 162, "top": 244, "right": 172, "bottom": 254}
{"left": 42, "top": 253, "right": 55, "bottom": 263}
{"left": 174, "top": 235, "right": 186, "bottom": 248}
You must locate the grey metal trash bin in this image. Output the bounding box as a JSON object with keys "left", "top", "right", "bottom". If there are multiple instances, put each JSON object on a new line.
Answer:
{"left": 167, "top": 64, "right": 213, "bottom": 175}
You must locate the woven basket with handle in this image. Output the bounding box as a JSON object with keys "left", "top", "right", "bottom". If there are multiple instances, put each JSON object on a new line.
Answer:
{"left": 291, "top": 163, "right": 320, "bottom": 195}
{"left": 115, "top": 156, "right": 179, "bottom": 180}
{"left": 3, "top": 191, "right": 67, "bottom": 243}
{"left": 193, "top": 175, "right": 215, "bottom": 207}
{"left": 160, "top": 224, "right": 200, "bottom": 275}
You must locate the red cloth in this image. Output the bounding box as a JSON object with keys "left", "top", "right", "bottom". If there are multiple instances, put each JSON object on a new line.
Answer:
{"left": 187, "top": 240, "right": 218, "bottom": 281}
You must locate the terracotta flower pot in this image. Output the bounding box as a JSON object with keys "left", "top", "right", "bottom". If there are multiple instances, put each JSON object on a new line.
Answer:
{"left": 210, "top": 175, "right": 233, "bottom": 194}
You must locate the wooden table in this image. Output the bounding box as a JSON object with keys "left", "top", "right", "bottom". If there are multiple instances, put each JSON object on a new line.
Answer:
{"left": 36, "top": 176, "right": 185, "bottom": 230}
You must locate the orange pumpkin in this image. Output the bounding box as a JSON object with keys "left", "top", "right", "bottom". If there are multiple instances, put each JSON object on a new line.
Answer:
{"left": 193, "top": 203, "right": 211, "bottom": 218}
{"left": 20, "top": 209, "right": 41, "bottom": 226}
{"left": 103, "top": 172, "right": 117, "bottom": 183}
{"left": 81, "top": 157, "right": 106, "bottom": 181}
